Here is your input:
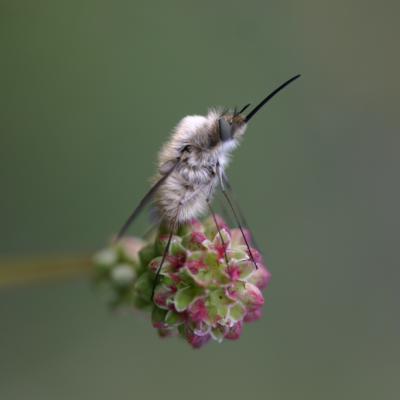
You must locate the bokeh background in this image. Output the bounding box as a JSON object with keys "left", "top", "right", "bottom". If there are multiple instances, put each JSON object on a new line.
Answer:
{"left": 1, "top": 1, "right": 399, "bottom": 399}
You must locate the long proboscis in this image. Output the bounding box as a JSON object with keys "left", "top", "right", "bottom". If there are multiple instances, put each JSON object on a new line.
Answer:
{"left": 245, "top": 74, "right": 301, "bottom": 123}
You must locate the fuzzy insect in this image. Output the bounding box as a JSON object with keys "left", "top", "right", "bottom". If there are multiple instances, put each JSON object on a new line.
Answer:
{"left": 117, "top": 74, "right": 300, "bottom": 298}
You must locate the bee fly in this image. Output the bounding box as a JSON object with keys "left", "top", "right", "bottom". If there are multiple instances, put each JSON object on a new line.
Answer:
{"left": 117, "top": 74, "right": 301, "bottom": 299}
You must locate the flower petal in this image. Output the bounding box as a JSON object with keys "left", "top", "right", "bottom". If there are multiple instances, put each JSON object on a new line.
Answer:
{"left": 174, "top": 286, "right": 202, "bottom": 312}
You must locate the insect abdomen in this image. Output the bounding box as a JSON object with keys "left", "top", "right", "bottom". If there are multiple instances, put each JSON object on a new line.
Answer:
{"left": 155, "top": 167, "right": 218, "bottom": 225}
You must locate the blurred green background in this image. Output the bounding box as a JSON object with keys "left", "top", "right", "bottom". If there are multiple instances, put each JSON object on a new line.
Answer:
{"left": 1, "top": 0, "right": 399, "bottom": 399}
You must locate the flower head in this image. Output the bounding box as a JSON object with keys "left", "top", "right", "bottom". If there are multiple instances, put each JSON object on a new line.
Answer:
{"left": 93, "top": 216, "right": 271, "bottom": 348}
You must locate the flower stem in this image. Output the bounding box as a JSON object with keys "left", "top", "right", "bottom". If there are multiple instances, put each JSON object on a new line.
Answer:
{"left": 0, "top": 255, "right": 92, "bottom": 288}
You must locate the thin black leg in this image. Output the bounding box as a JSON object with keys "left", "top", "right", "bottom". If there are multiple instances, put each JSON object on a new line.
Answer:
{"left": 222, "top": 174, "right": 261, "bottom": 252}
{"left": 207, "top": 200, "right": 229, "bottom": 268}
{"left": 216, "top": 164, "right": 258, "bottom": 270}
{"left": 151, "top": 217, "right": 178, "bottom": 302}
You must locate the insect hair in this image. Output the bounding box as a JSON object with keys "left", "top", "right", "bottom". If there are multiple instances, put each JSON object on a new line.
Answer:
{"left": 116, "top": 74, "right": 301, "bottom": 299}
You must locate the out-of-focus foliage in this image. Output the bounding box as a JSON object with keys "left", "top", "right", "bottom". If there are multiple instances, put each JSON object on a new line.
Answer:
{"left": 1, "top": 1, "right": 399, "bottom": 399}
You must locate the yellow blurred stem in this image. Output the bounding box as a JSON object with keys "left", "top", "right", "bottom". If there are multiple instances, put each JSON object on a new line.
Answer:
{"left": 0, "top": 256, "right": 92, "bottom": 288}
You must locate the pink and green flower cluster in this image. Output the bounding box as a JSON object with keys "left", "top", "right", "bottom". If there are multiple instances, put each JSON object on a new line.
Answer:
{"left": 94, "top": 216, "right": 271, "bottom": 348}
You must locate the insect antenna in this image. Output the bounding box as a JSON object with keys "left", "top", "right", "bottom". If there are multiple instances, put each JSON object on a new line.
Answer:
{"left": 216, "top": 164, "right": 258, "bottom": 269}
{"left": 237, "top": 103, "right": 251, "bottom": 115}
{"left": 245, "top": 74, "right": 301, "bottom": 122}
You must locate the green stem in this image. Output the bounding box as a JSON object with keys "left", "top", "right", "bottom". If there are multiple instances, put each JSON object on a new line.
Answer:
{"left": 0, "top": 255, "right": 92, "bottom": 288}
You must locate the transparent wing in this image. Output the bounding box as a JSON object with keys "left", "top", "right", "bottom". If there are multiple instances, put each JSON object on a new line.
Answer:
{"left": 116, "top": 159, "right": 179, "bottom": 240}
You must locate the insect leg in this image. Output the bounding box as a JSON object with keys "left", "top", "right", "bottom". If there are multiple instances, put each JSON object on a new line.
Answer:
{"left": 151, "top": 183, "right": 211, "bottom": 301}
{"left": 221, "top": 172, "right": 261, "bottom": 252}
{"left": 216, "top": 163, "right": 258, "bottom": 270}
{"left": 206, "top": 185, "right": 229, "bottom": 267}
{"left": 116, "top": 158, "right": 180, "bottom": 241}
{"left": 216, "top": 194, "right": 235, "bottom": 227}
{"left": 151, "top": 209, "right": 179, "bottom": 302}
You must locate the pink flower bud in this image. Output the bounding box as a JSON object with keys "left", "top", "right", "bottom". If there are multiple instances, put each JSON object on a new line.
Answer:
{"left": 94, "top": 215, "right": 272, "bottom": 348}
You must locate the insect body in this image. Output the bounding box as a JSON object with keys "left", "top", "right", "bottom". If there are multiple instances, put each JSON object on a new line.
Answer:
{"left": 155, "top": 109, "right": 247, "bottom": 225}
{"left": 117, "top": 74, "right": 300, "bottom": 299}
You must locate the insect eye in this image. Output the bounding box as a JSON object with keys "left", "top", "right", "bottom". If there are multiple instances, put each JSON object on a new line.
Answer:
{"left": 218, "top": 118, "right": 232, "bottom": 142}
